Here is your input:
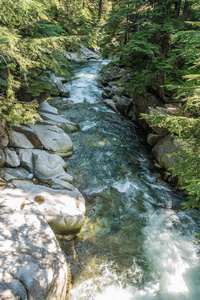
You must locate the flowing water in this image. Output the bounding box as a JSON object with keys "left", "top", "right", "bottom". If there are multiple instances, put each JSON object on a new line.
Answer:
{"left": 50, "top": 60, "right": 200, "bottom": 300}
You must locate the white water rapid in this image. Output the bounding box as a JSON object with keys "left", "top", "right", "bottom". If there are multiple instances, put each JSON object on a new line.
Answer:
{"left": 50, "top": 60, "right": 200, "bottom": 300}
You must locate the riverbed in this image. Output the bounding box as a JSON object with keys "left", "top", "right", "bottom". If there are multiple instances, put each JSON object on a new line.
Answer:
{"left": 50, "top": 60, "right": 200, "bottom": 300}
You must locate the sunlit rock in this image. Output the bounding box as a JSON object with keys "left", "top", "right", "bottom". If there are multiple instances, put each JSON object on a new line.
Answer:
{"left": 8, "top": 131, "right": 34, "bottom": 149}
{"left": 9, "top": 180, "right": 85, "bottom": 235}
{"left": 0, "top": 189, "right": 69, "bottom": 299}
{"left": 27, "top": 124, "right": 73, "bottom": 155}
{"left": 2, "top": 148, "right": 20, "bottom": 168}
{"left": 38, "top": 111, "right": 77, "bottom": 133}
{"left": 39, "top": 102, "right": 58, "bottom": 114}
{"left": 17, "top": 149, "right": 74, "bottom": 182}
{"left": 0, "top": 167, "right": 31, "bottom": 181}
{"left": 11, "top": 126, "right": 43, "bottom": 149}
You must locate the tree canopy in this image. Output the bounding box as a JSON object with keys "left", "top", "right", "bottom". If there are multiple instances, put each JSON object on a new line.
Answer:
{"left": 0, "top": 0, "right": 110, "bottom": 129}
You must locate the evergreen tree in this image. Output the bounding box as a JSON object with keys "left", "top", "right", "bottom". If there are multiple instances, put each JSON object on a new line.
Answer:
{"left": 102, "top": 0, "right": 200, "bottom": 208}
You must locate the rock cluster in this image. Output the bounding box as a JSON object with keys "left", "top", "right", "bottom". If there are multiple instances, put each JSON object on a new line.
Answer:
{"left": 0, "top": 102, "right": 85, "bottom": 299}
{"left": 100, "top": 67, "right": 180, "bottom": 184}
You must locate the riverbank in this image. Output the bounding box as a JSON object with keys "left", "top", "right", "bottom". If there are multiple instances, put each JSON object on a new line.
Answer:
{"left": 0, "top": 101, "right": 86, "bottom": 299}
{"left": 0, "top": 45, "right": 100, "bottom": 299}
{"left": 99, "top": 64, "right": 184, "bottom": 189}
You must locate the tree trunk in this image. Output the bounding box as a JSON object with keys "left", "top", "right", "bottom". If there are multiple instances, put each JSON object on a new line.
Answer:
{"left": 98, "top": 0, "right": 103, "bottom": 19}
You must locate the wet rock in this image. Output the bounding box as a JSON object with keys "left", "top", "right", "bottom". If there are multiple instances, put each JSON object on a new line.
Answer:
{"left": 50, "top": 74, "right": 70, "bottom": 97}
{"left": 100, "top": 71, "right": 114, "bottom": 82}
{"left": 102, "top": 92, "right": 110, "bottom": 99}
{"left": 103, "top": 86, "right": 112, "bottom": 94}
{"left": 27, "top": 124, "right": 73, "bottom": 156}
{"left": 103, "top": 99, "right": 119, "bottom": 113}
{"left": 111, "top": 86, "right": 125, "bottom": 95}
{"left": 0, "top": 189, "right": 69, "bottom": 300}
{"left": 108, "top": 81, "right": 117, "bottom": 88}
{"left": 152, "top": 135, "right": 181, "bottom": 170}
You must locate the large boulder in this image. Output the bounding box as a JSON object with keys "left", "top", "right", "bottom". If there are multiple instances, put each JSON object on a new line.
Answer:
{"left": 18, "top": 149, "right": 73, "bottom": 183}
{"left": 8, "top": 131, "right": 34, "bottom": 149}
{"left": 39, "top": 102, "right": 58, "bottom": 114}
{"left": 64, "top": 45, "right": 99, "bottom": 61}
{"left": 103, "top": 99, "right": 119, "bottom": 114}
{"left": 152, "top": 135, "right": 181, "bottom": 170}
{"left": 11, "top": 126, "right": 43, "bottom": 149}
{"left": 147, "top": 133, "right": 166, "bottom": 147}
{"left": 10, "top": 180, "right": 85, "bottom": 235}
{"left": 2, "top": 148, "right": 20, "bottom": 168}
{"left": 27, "top": 124, "right": 73, "bottom": 156}
{"left": 0, "top": 187, "right": 69, "bottom": 300}
{"left": 114, "top": 95, "right": 133, "bottom": 116}
{"left": 130, "top": 92, "right": 163, "bottom": 131}
{"left": 38, "top": 112, "right": 77, "bottom": 133}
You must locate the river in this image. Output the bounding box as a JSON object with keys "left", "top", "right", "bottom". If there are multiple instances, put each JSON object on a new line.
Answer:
{"left": 50, "top": 60, "right": 200, "bottom": 300}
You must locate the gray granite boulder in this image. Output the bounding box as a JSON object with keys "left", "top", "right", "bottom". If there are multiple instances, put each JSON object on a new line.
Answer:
{"left": 27, "top": 124, "right": 73, "bottom": 156}
{"left": 8, "top": 131, "right": 34, "bottom": 149}
{"left": 2, "top": 148, "right": 20, "bottom": 167}
{"left": 0, "top": 187, "right": 69, "bottom": 300}
{"left": 152, "top": 135, "right": 181, "bottom": 170}
{"left": 18, "top": 149, "right": 73, "bottom": 183}
{"left": 39, "top": 102, "right": 58, "bottom": 114}
{"left": 103, "top": 99, "right": 119, "bottom": 114}
{"left": 10, "top": 180, "right": 85, "bottom": 235}
{"left": 0, "top": 167, "right": 32, "bottom": 181}
{"left": 38, "top": 112, "right": 77, "bottom": 133}
{"left": 114, "top": 95, "right": 133, "bottom": 116}
{"left": 147, "top": 133, "right": 166, "bottom": 147}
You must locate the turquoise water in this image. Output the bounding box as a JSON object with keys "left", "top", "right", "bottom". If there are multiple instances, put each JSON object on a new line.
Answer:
{"left": 50, "top": 61, "right": 200, "bottom": 300}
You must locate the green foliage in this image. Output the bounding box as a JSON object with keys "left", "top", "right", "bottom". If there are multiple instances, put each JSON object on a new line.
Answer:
{"left": 0, "top": 0, "right": 103, "bottom": 130}
{"left": 102, "top": 0, "right": 200, "bottom": 209}
{"left": 0, "top": 73, "right": 40, "bottom": 130}
{"left": 141, "top": 110, "right": 200, "bottom": 209}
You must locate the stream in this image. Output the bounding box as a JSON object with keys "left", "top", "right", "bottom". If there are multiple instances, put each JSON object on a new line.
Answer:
{"left": 50, "top": 60, "right": 200, "bottom": 300}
